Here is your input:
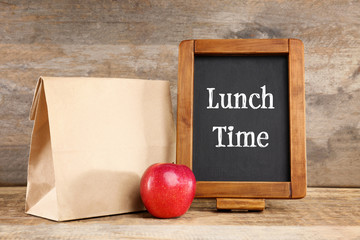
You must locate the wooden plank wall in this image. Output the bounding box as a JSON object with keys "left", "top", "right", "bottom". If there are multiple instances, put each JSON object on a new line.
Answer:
{"left": 0, "top": 0, "right": 359, "bottom": 187}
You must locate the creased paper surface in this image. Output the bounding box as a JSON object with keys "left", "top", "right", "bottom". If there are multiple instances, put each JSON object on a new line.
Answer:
{"left": 26, "top": 77, "right": 175, "bottom": 221}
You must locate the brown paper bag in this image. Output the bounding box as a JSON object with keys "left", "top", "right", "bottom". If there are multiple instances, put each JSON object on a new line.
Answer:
{"left": 25, "top": 77, "right": 175, "bottom": 221}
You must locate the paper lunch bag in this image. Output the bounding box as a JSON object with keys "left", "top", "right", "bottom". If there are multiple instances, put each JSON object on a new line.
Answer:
{"left": 25, "top": 77, "right": 175, "bottom": 221}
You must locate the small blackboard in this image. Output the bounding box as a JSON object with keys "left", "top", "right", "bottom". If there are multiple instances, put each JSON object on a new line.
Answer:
{"left": 193, "top": 55, "right": 290, "bottom": 182}
{"left": 177, "top": 39, "right": 306, "bottom": 201}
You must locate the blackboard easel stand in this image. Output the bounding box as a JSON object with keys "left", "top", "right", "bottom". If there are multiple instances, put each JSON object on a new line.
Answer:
{"left": 177, "top": 39, "right": 307, "bottom": 207}
{"left": 216, "top": 198, "right": 265, "bottom": 211}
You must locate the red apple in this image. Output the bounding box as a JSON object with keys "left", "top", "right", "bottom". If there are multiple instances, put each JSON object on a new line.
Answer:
{"left": 140, "top": 163, "right": 196, "bottom": 218}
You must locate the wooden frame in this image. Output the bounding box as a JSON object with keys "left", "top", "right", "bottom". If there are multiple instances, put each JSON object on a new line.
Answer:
{"left": 177, "top": 39, "right": 306, "bottom": 199}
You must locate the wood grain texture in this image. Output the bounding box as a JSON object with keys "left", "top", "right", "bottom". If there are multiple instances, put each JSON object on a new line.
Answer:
{"left": 176, "top": 40, "right": 194, "bottom": 167}
{"left": 0, "top": 0, "right": 359, "bottom": 187}
{"left": 195, "top": 39, "right": 288, "bottom": 54}
{"left": 289, "top": 39, "right": 307, "bottom": 198}
{"left": 0, "top": 187, "right": 359, "bottom": 239}
{"left": 216, "top": 198, "right": 265, "bottom": 211}
{"left": 196, "top": 181, "right": 291, "bottom": 198}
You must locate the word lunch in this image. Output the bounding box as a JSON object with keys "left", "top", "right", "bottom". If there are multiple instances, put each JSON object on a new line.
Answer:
{"left": 207, "top": 85, "right": 275, "bottom": 148}
{"left": 207, "top": 85, "right": 274, "bottom": 109}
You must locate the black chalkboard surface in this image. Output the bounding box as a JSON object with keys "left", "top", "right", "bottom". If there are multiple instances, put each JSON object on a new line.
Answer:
{"left": 193, "top": 56, "right": 290, "bottom": 182}
{"left": 177, "top": 39, "right": 306, "bottom": 203}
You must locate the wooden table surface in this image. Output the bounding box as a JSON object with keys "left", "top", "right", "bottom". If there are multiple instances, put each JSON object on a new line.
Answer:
{"left": 0, "top": 187, "right": 359, "bottom": 239}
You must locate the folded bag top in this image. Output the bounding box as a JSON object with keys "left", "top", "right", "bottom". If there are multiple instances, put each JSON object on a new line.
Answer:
{"left": 26, "top": 77, "right": 175, "bottom": 221}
